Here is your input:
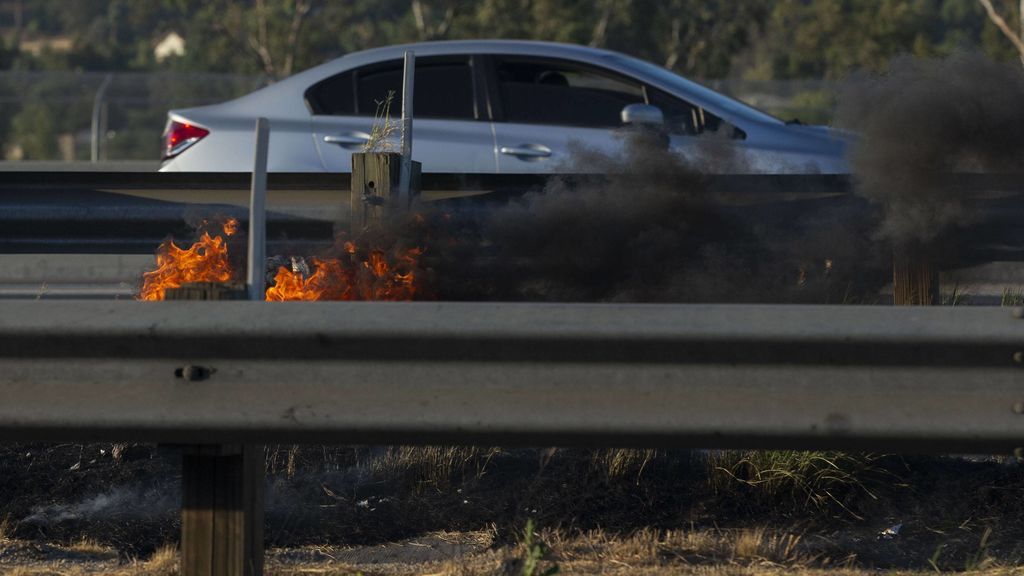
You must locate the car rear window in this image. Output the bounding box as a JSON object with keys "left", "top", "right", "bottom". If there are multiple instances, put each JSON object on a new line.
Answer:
{"left": 306, "top": 57, "right": 476, "bottom": 120}
{"left": 305, "top": 71, "right": 355, "bottom": 115}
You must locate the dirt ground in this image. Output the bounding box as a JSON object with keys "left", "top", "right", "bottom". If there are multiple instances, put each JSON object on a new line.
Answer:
{"left": 1, "top": 444, "right": 1022, "bottom": 575}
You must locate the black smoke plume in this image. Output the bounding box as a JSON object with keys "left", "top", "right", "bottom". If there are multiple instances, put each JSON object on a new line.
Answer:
{"left": 835, "top": 52, "right": 1024, "bottom": 250}
{"left": 416, "top": 131, "right": 883, "bottom": 303}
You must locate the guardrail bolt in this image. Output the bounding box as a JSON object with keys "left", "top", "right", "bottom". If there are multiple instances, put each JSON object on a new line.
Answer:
{"left": 1013, "top": 352, "right": 1024, "bottom": 364}
{"left": 1013, "top": 402, "right": 1024, "bottom": 415}
{"left": 175, "top": 365, "right": 211, "bottom": 382}
{"left": 1013, "top": 307, "right": 1024, "bottom": 319}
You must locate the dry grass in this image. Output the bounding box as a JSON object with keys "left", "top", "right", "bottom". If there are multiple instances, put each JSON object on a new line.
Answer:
{"left": 3, "top": 527, "right": 1019, "bottom": 575}
{"left": 3, "top": 445, "right": 1023, "bottom": 574}
{"left": 0, "top": 542, "right": 177, "bottom": 575}
{"left": 132, "top": 544, "right": 178, "bottom": 575}
{"left": 369, "top": 446, "right": 500, "bottom": 489}
{"left": 592, "top": 448, "right": 658, "bottom": 481}
{"left": 363, "top": 90, "right": 399, "bottom": 153}
{"left": 543, "top": 526, "right": 823, "bottom": 572}
{"left": 0, "top": 513, "right": 12, "bottom": 543}
{"left": 66, "top": 537, "right": 116, "bottom": 558}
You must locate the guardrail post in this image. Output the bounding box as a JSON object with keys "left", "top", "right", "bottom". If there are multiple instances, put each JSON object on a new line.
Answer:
{"left": 893, "top": 250, "right": 937, "bottom": 305}
{"left": 166, "top": 283, "right": 264, "bottom": 576}
{"left": 351, "top": 152, "right": 401, "bottom": 232}
{"left": 181, "top": 445, "right": 264, "bottom": 576}
{"left": 351, "top": 51, "right": 421, "bottom": 234}
{"left": 350, "top": 153, "right": 421, "bottom": 232}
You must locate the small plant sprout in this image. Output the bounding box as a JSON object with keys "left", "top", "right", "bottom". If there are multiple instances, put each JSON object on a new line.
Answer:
{"left": 521, "top": 518, "right": 559, "bottom": 576}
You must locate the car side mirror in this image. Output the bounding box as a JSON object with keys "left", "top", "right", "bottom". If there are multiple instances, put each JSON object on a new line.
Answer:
{"left": 621, "top": 103, "right": 664, "bottom": 127}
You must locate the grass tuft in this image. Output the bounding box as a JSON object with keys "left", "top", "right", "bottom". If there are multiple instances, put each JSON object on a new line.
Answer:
{"left": 964, "top": 526, "right": 997, "bottom": 571}
{"left": 134, "top": 543, "right": 178, "bottom": 575}
{"left": 1001, "top": 286, "right": 1024, "bottom": 307}
{"left": 707, "top": 451, "right": 885, "bottom": 518}
{"left": 942, "top": 283, "right": 970, "bottom": 306}
{"left": 591, "top": 448, "right": 658, "bottom": 482}
{"left": 729, "top": 527, "right": 804, "bottom": 565}
{"left": 369, "top": 446, "right": 499, "bottom": 490}
{"left": 0, "top": 513, "right": 11, "bottom": 543}
{"left": 363, "top": 90, "right": 399, "bottom": 153}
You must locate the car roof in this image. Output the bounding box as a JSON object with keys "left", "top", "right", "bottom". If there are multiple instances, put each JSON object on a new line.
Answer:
{"left": 303, "top": 40, "right": 622, "bottom": 78}
{"left": 232, "top": 41, "right": 624, "bottom": 113}
{"left": 213, "top": 40, "right": 780, "bottom": 127}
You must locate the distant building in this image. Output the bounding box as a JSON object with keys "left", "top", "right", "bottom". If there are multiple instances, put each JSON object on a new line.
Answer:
{"left": 19, "top": 35, "right": 72, "bottom": 56}
{"left": 154, "top": 31, "right": 185, "bottom": 62}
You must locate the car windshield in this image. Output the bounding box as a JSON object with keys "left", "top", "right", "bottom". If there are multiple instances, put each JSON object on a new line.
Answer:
{"left": 606, "top": 53, "right": 783, "bottom": 125}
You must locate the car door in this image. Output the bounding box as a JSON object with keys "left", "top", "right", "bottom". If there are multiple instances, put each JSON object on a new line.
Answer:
{"left": 488, "top": 56, "right": 648, "bottom": 173}
{"left": 310, "top": 55, "right": 497, "bottom": 173}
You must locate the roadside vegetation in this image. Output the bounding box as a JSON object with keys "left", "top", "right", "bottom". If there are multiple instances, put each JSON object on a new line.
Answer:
{"left": 1, "top": 444, "right": 1021, "bottom": 574}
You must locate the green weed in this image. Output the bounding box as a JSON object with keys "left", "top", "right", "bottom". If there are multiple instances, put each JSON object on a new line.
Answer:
{"left": 520, "top": 518, "right": 559, "bottom": 576}
{"left": 707, "top": 451, "right": 885, "bottom": 518}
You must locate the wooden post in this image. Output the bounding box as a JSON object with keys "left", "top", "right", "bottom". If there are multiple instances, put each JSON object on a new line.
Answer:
{"left": 892, "top": 250, "right": 938, "bottom": 305}
{"left": 350, "top": 152, "right": 421, "bottom": 232}
{"left": 352, "top": 51, "right": 420, "bottom": 233}
{"left": 166, "top": 282, "right": 264, "bottom": 576}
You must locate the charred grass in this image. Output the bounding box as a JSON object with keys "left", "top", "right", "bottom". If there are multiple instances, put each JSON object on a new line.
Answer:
{"left": 1, "top": 444, "right": 1023, "bottom": 573}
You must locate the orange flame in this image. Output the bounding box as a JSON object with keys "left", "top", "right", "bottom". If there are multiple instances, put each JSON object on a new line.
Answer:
{"left": 138, "top": 216, "right": 426, "bottom": 302}
{"left": 265, "top": 257, "right": 353, "bottom": 301}
{"left": 138, "top": 219, "right": 238, "bottom": 301}
{"left": 264, "top": 246, "right": 425, "bottom": 301}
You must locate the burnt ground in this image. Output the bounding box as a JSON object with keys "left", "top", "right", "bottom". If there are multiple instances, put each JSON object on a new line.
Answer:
{"left": 1, "top": 444, "right": 1022, "bottom": 574}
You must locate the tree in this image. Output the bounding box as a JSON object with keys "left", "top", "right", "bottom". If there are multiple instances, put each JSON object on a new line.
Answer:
{"left": 654, "top": 0, "right": 770, "bottom": 77}
{"left": 410, "top": 0, "right": 459, "bottom": 40}
{"left": 978, "top": 0, "right": 1024, "bottom": 64}
{"left": 188, "top": 0, "right": 313, "bottom": 80}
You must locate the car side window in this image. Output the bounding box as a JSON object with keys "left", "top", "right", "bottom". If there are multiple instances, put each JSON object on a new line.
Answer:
{"left": 305, "top": 71, "right": 355, "bottom": 115}
{"left": 647, "top": 87, "right": 746, "bottom": 140}
{"left": 494, "top": 57, "right": 645, "bottom": 128}
{"left": 305, "top": 56, "right": 476, "bottom": 120}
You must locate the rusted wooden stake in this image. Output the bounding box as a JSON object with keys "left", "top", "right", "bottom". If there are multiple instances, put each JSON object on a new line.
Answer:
{"left": 166, "top": 282, "right": 264, "bottom": 576}
{"left": 892, "top": 250, "right": 938, "bottom": 306}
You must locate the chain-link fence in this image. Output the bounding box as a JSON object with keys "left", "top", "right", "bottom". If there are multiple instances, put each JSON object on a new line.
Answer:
{"left": 0, "top": 72, "right": 834, "bottom": 163}
{"left": 0, "top": 72, "right": 267, "bottom": 162}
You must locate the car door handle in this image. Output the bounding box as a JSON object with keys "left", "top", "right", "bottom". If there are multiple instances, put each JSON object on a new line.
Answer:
{"left": 499, "top": 144, "right": 552, "bottom": 159}
{"left": 323, "top": 132, "right": 371, "bottom": 147}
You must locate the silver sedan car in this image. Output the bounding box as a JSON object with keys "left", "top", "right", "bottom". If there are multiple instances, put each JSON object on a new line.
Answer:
{"left": 160, "top": 40, "right": 849, "bottom": 174}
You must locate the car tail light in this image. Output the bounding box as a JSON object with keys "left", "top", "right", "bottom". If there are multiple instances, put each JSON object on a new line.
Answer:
{"left": 162, "top": 120, "right": 209, "bottom": 160}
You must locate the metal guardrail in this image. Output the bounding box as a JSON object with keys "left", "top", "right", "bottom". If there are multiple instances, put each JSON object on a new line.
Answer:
{"left": 1, "top": 301, "right": 1022, "bottom": 452}
{"left": 2, "top": 172, "right": 1023, "bottom": 261}
{"left": 0, "top": 171, "right": 854, "bottom": 253}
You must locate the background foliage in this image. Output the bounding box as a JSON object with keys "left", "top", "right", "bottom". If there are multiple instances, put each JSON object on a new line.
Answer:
{"left": 0, "top": 0, "right": 1020, "bottom": 160}
{"left": 4, "top": 0, "right": 1018, "bottom": 78}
